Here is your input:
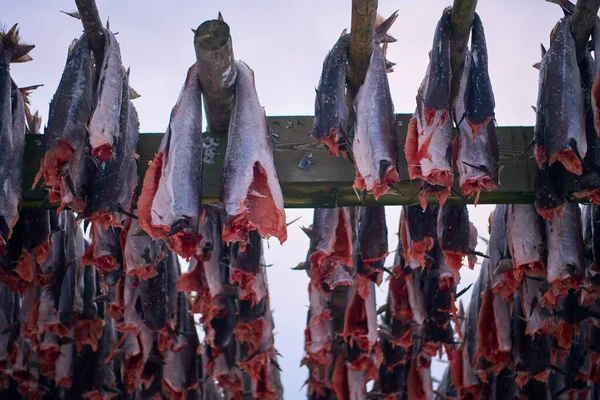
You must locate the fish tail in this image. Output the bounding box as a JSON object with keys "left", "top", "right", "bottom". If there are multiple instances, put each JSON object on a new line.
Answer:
{"left": 374, "top": 11, "right": 398, "bottom": 43}
{"left": 0, "top": 24, "right": 34, "bottom": 63}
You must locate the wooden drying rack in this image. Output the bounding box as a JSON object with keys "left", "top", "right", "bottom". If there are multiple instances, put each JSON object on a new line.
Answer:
{"left": 19, "top": 0, "right": 600, "bottom": 208}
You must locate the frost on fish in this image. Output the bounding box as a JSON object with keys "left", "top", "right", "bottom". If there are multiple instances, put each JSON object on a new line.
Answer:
{"left": 138, "top": 63, "right": 203, "bottom": 260}
{"left": 352, "top": 44, "right": 399, "bottom": 200}
{"left": 455, "top": 50, "right": 499, "bottom": 204}
{"left": 301, "top": 207, "right": 353, "bottom": 286}
{"left": 88, "top": 29, "right": 124, "bottom": 162}
{"left": 543, "top": 203, "right": 585, "bottom": 307}
{"left": 33, "top": 35, "right": 93, "bottom": 208}
{"left": 405, "top": 10, "right": 453, "bottom": 190}
{"left": 400, "top": 205, "right": 435, "bottom": 267}
{"left": 221, "top": 60, "right": 286, "bottom": 244}
{"left": 311, "top": 32, "right": 349, "bottom": 156}
{"left": 1, "top": 26, "right": 34, "bottom": 247}
{"left": 534, "top": 17, "right": 586, "bottom": 176}
{"left": 86, "top": 71, "right": 139, "bottom": 228}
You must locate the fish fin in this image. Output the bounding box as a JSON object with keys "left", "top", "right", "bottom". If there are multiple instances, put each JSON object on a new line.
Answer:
{"left": 218, "top": 11, "right": 224, "bottom": 21}
{"left": 540, "top": 43, "right": 547, "bottom": 58}
{"left": 292, "top": 262, "right": 308, "bottom": 271}
{"left": 531, "top": 105, "right": 537, "bottom": 113}
{"left": 516, "top": 138, "right": 537, "bottom": 160}
{"left": 300, "top": 225, "right": 314, "bottom": 239}
{"left": 545, "top": 0, "right": 575, "bottom": 15}
{"left": 340, "top": 28, "right": 348, "bottom": 38}
{"left": 1, "top": 24, "right": 35, "bottom": 63}
{"left": 285, "top": 216, "right": 302, "bottom": 227}
{"left": 532, "top": 61, "right": 541, "bottom": 70}
{"left": 462, "top": 161, "right": 490, "bottom": 175}
{"left": 385, "top": 59, "right": 396, "bottom": 73}
{"left": 60, "top": 10, "right": 81, "bottom": 20}
{"left": 166, "top": 219, "right": 190, "bottom": 237}
{"left": 129, "top": 86, "right": 141, "bottom": 99}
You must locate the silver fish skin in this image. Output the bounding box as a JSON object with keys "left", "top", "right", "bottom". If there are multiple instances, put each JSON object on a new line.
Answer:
{"left": 305, "top": 281, "right": 333, "bottom": 364}
{"left": 7, "top": 84, "right": 25, "bottom": 225}
{"left": 34, "top": 35, "right": 93, "bottom": 191}
{"left": 138, "top": 63, "right": 203, "bottom": 260}
{"left": 220, "top": 60, "right": 286, "bottom": 245}
{"left": 545, "top": 202, "right": 585, "bottom": 304}
{"left": 311, "top": 33, "right": 349, "bottom": 156}
{"left": 352, "top": 44, "right": 399, "bottom": 200}
{"left": 405, "top": 11, "right": 453, "bottom": 189}
{"left": 536, "top": 17, "right": 586, "bottom": 175}
{"left": 455, "top": 51, "right": 499, "bottom": 203}
{"left": 507, "top": 204, "right": 546, "bottom": 277}
{"left": 87, "top": 69, "right": 138, "bottom": 226}
{"left": 88, "top": 29, "right": 124, "bottom": 162}
{"left": 124, "top": 214, "right": 166, "bottom": 280}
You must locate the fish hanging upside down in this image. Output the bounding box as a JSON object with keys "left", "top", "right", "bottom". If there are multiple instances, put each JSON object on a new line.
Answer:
{"left": 352, "top": 42, "right": 400, "bottom": 200}
{"left": 138, "top": 63, "right": 203, "bottom": 260}
{"left": 220, "top": 60, "right": 287, "bottom": 245}
{"left": 405, "top": 10, "right": 453, "bottom": 191}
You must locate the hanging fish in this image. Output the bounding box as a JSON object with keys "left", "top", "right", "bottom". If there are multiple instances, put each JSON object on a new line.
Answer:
{"left": 436, "top": 205, "right": 476, "bottom": 271}
{"left": 534, "top": 16, "right": 586, "bottom": 175}
{"left": 86, "top": 70, "right": 139, "bottom": 227}
{"left": 138, "top": 63, "right": 203, "bottom": 260}
{"left": 487, "top": 205, "right": 518, "bottom": 300}
{"left": 311, "top": 31, "right": 350, "bottom": 156}
{"left": 220, "top": 60, "right": 286, "bottom": 245}
{"left": 400, "top": 204, "right": 435, "bottom": 267}
{"left": 0, "top": 25, "right": 33, "bottom": 247}
{"left": 534, "top": 161, "right": 567, "bottom": 222}
{"left": 124, "top": 213, "right": 167, "bottom": 280}
{"left": 81, "top": 315, "right": 118, "bottom": 399}
{"left": 229, "top": 230, "right": 267, "bottom": 307}
{"left": 82, "top": 223, "right": 122, "bottom": 273}
{"left": 574, "top": 49, "right": 600, "bottom": 202}
{"left": 352, "top": 42, "right": 400, "bottom": 200}
{"left": 301, "top": 207, "right": 353, "bottom": 285}
{"left": 543, "top": 202, "right": 585, "bottom": 307}
{"left": 357, "top": 206, "right": 388, "bottom": 274}
{"left": 33, "top": 35, "right": 93, "bottom": 207}
{"left": 88, "top": 29, "right": 124, "bottom": 162}
{"left": 507, "top": 205, "right": 546, "bottom": 280}
{"left": 454, "top": 46, "right": 500, "bottom": 203}
{"left": 405, "top": 10, "right": 453, "bottom": 190}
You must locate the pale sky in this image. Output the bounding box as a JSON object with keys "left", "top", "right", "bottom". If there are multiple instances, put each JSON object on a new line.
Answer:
{"left": 5, "top": 1, "right": 566, "bottom": 398}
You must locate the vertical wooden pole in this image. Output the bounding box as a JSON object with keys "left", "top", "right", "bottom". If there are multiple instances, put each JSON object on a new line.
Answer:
{"left": 194, "top": 18, "right": 236, "bottom": 134}
{"left": 449, "top": 0, "right": 478, "bottom": 106}
{"left": 74, "top": 0, "right": 105, "bottom": 73}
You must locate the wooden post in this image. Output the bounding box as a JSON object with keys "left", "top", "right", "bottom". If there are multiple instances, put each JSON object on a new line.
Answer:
{"left": 347, "top": 0, "right": 378, "bottom": 106}
{"left": 572, "top": 0, "right": 600, "bottom": 62}
{"left": 449, "top": 0, "right": 478, "bottom": 105}
{"left": 194, "top": 18, "right": 236, "bottom": 134}
{"left": 74, "top": 0, "right": 105, "bottom": 72}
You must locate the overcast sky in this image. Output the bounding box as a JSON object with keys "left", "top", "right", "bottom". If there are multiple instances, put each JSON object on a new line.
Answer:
{"left": 5, "top": 0, "right": 566, "bottom": 397}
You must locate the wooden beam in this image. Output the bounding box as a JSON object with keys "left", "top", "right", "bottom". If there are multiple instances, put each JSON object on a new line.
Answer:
{"left": 22, "top": 115, "right": 554, "bottom": 209}
{"left": 449, "top": 0, "right": 478, "bottom": 105}
{"left": 572, "top": 0, "right": 600, "bottom": 62}
{"left": 194, "top": 18, "right": 236, "bottom": 134}
{"left": 74, "top": 0, "right": 105, "bottom": 73}
{"left": 347, "top": 0, "right": 378, "bottom": 105}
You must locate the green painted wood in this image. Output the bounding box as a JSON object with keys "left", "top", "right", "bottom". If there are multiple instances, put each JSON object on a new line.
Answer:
{"left": 22, "top": 114, "right": 560, "bottom": 208}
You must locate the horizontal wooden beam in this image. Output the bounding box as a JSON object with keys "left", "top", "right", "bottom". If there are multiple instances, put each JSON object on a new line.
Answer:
{"left": 23, "top": 114, "right": 549, "bottom": 208}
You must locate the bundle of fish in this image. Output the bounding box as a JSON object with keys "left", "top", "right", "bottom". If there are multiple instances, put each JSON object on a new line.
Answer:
{"left": 435, "top": 204, "right": 600, "bottom": 399}
{"left": 311, "top": 13, "right": 400, "bottom": 200}
{"left": 405, "top": 10, "right": 499, "bottom": 206}
{"left": 534, "top": 2, "right": 600, "bottom": 218}
{"left": 0, "top": 25, "right": 35, "bottom": 252}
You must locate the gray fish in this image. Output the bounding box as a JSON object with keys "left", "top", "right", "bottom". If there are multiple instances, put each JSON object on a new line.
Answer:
{"left": 220, "top": 60, "right": 286, "bottom": 245}
{"left": 534, "top": 16, "right": 586, "bottom": 175}
{"left": 81, "top": 223, "right": 122, "bottom": 273}
{"left": 406, "top": 10, "right": 453, "bottom": 189}
{"left": 88, "top": 29, "right": 124, "bottom": 162}
{"left": 455, "top": 50, "right": 500, "bottom": 204}
{"left": 301, "top": 207, "right": 353, "bottom": 285}
{"left": 0, "top": 26, "right": 33, "bottom": 247}
{"left": 139, "top": 250, "right": 178, "bottom": 332}
{"left": 138, "top": 63, "right": 203, "bottom": 260}
{"left": 33, "top": 35, "right": 93, "bottom": 200}
{"left": 352, "top": 43, "right": 399, "bottom": 200}
{"left": 400, "top": 204, "right": 435, "bottom": 267}
{"left": 124, "top": 212, "right": 167, "bottom": 280}
{"left": 311, "top": 31, "right": 349, "bottom": 156}
{"left": 86, "top": 69, "right": 139, "bottom": 227}
{"left": 507, "top": 205, "right": 546, "bottom": 277}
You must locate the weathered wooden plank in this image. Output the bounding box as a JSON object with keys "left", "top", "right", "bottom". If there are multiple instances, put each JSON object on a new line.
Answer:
{"left": 22, "top": 114, "right": 557, "bottom": 208}
{"left": 572, "top": 0, "right": 600, "bottom": 62}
